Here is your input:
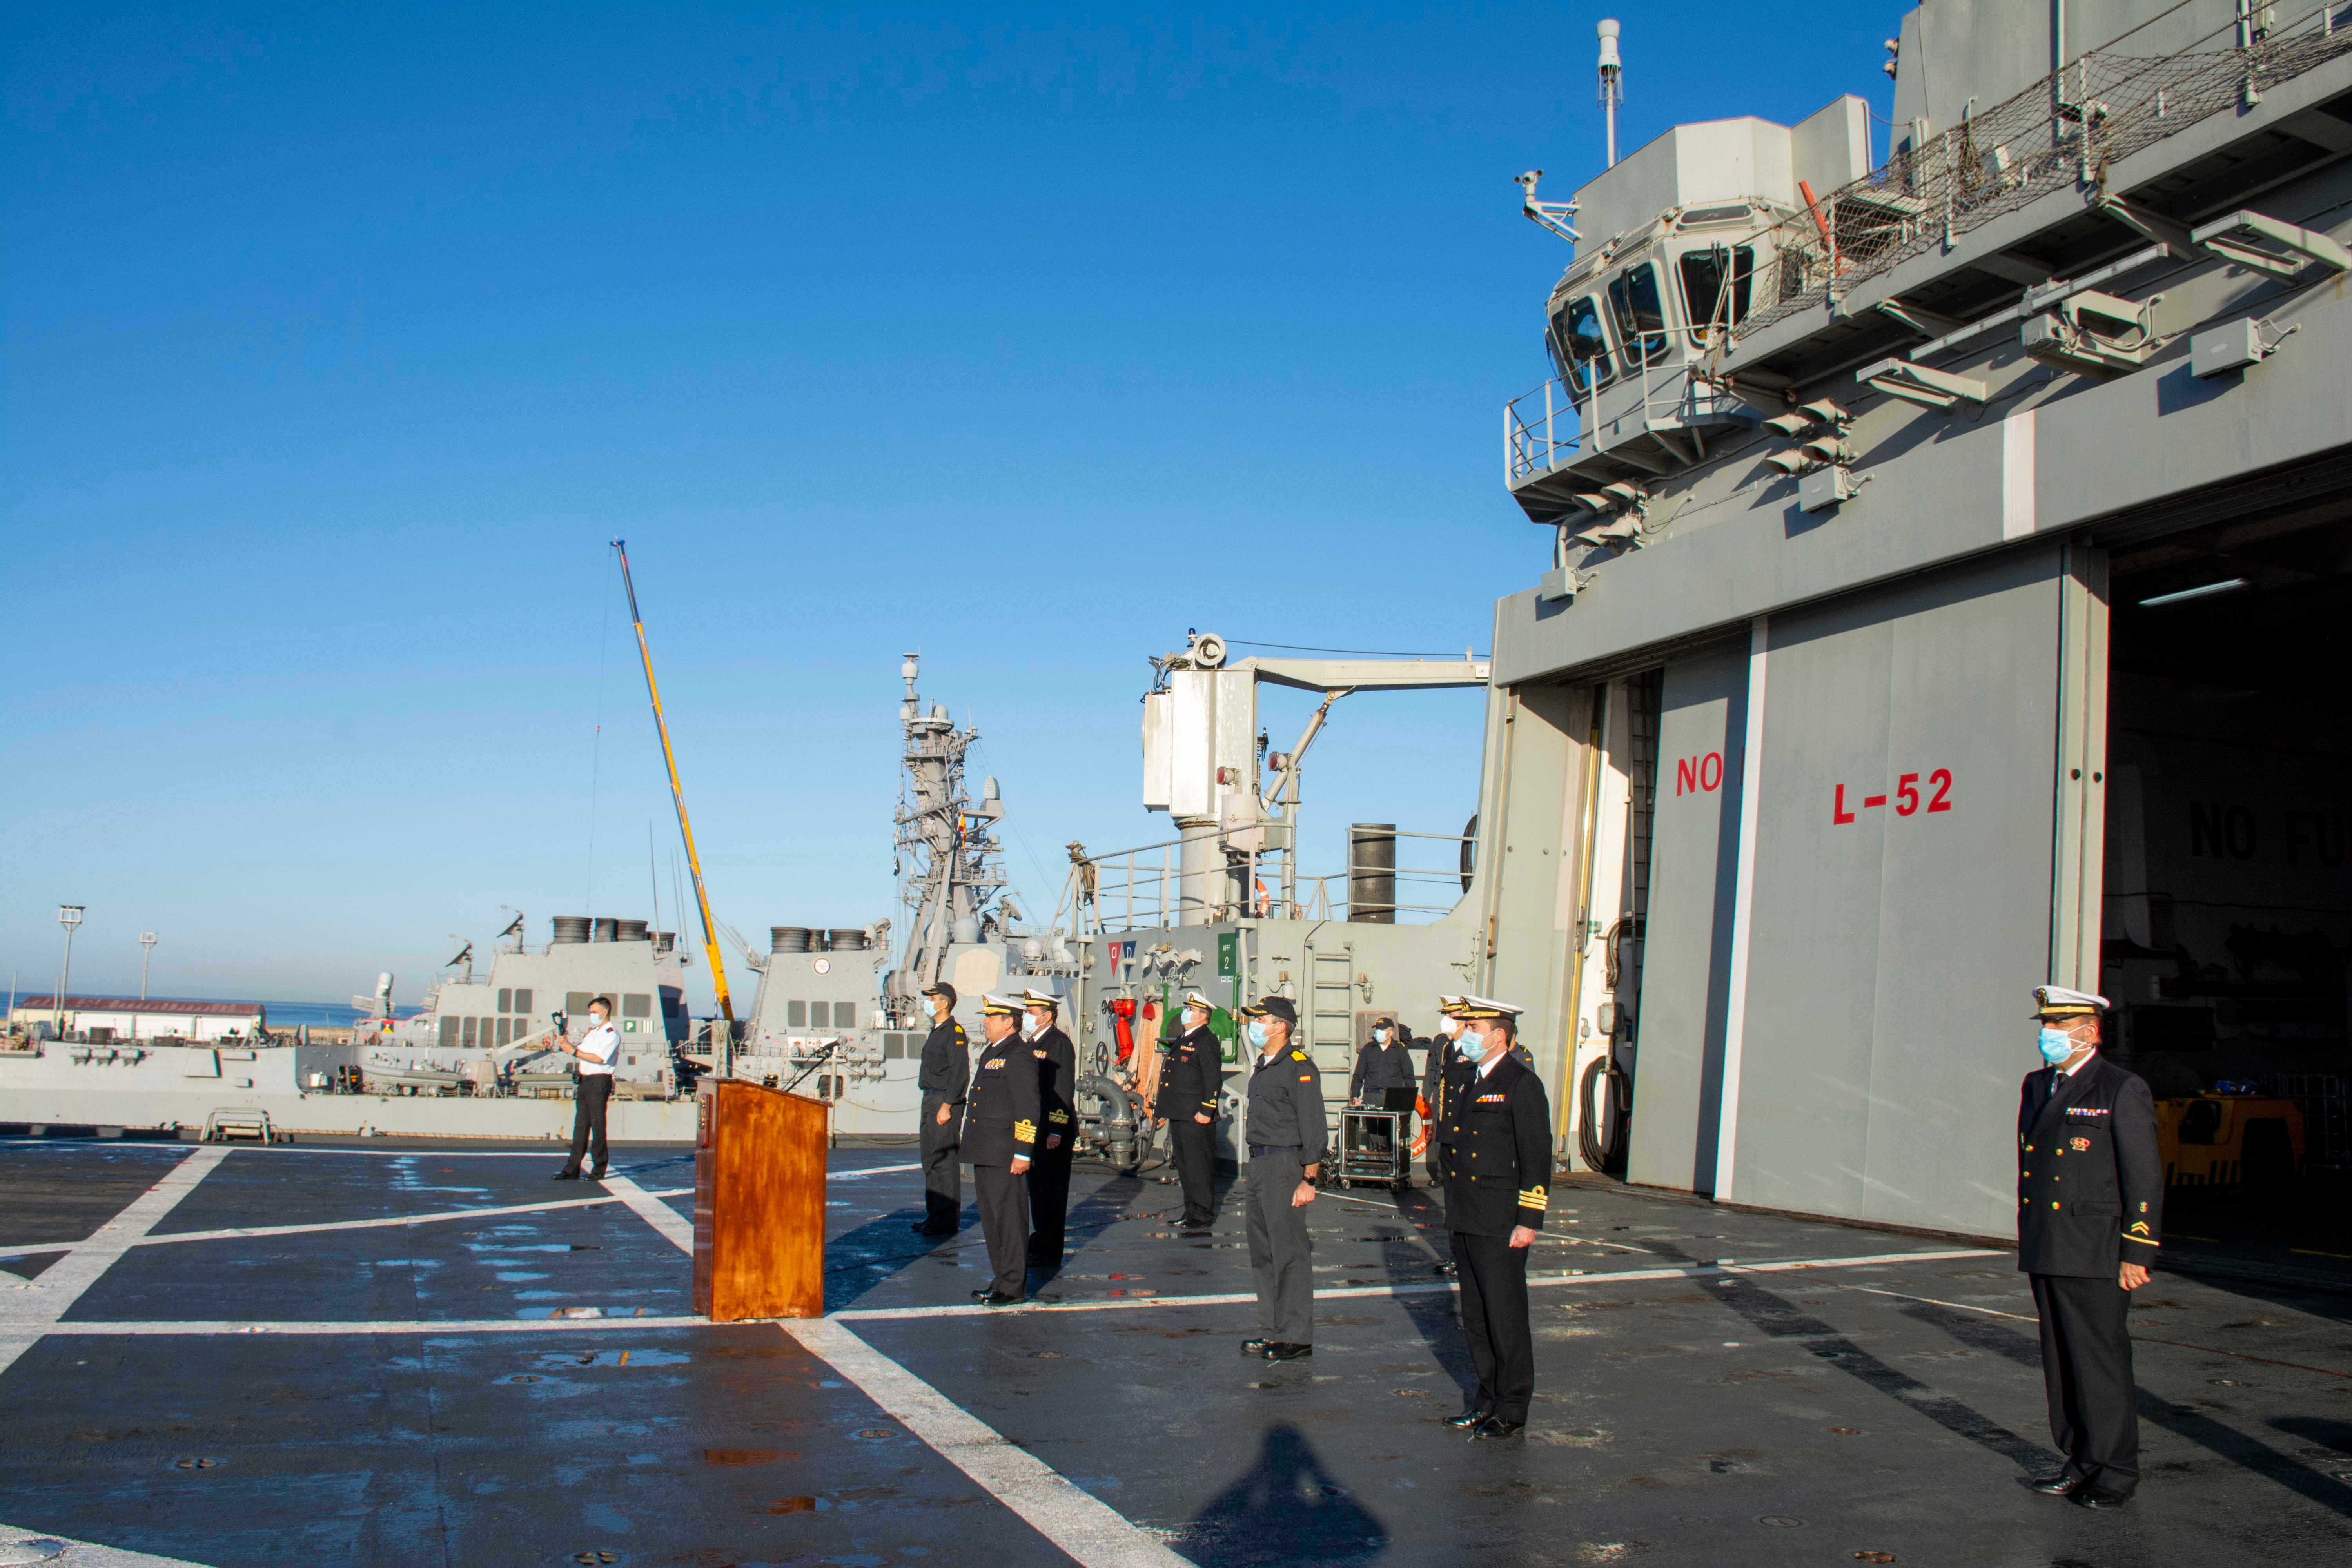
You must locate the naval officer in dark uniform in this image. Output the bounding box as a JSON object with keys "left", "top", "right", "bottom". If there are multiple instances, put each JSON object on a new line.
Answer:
{"left": 1349, "top": 1015, "right": 1416, "bottom": 1107}
{"left": 1420, "top": 996, "right": 1467, "bottom": 1189}
{"left": 964, "top": 994, "right": 1040, "bottom": 1305}
{"left": 1350, "top": 1013, "right": 1417, "bottom": 1193}
{"left": 1239, "top": 995, "right": 1324, "bottom": 1361}
{"left": 1437, "top": 996, "right": 1551, "bottom": 1440}
{"left": 2017, "top": 984, "right": 2163, "bottom": 1508}
{"left": 1022, "top": 988, "right": 1079, "bottom": 1267}
{"left": 1157, "top": 989, "right": 1223, "bottom": 1227}
{"left": 911, "top": 981, "right": 969, "bottom": 1237}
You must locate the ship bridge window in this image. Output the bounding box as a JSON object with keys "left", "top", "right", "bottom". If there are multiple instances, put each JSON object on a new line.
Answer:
{"left": 1553, "top": 295, "right": 1614, "bottom": 395}
{"left": 833, "top": 1002, "right": 859, "bottom": 1027}
{"left": 1677, "top": 245, "right": 1753, "bottom": 346}
{"left": 623, "top": 993, "right": 651, "bottom": 1018}
{"left": 1606, "top": 262, "right": 1671, "bottom": 367}
{"left": 788, "top": 1000, "right": 807, "bottom": 1028}
{"left": 497, "top": 988, "right": 512, "bottom": 1013}
{"left": 512, "top": 988, "right": 532, "bottom": 1014}
{"left": 1678, "top": 203, "right": 1753, "bottom": 227}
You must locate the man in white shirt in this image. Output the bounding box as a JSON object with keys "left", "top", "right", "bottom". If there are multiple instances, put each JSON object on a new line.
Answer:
{"left": 553, "top": 995, "right": 620, "bottom": 1181}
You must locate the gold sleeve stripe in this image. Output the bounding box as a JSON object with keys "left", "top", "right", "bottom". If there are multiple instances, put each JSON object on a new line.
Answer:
{"left": 2120, "top": 1233, "right": 2160, "bottom": 1247}
{"left": 1013, "top": 1120, "right": 1036, "bottom": 1142}
{"left": 1517, "top": 1189, "right": 1548, "bottom": 1209}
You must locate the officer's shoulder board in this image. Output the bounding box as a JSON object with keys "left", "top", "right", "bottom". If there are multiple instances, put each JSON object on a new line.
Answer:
{"left": 1290, "top": 1050, "right": 1308, "bottom": 1062}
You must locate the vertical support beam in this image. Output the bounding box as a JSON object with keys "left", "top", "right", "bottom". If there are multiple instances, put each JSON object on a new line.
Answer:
{"left": 2050, "top": 546, "right": 2111, "bottom": 990}
{"left": 1552, "top": 684, "right": 1611, "bottom": 1142}
{"left": 1712, "top": 617, "right": 1770, "bottom": 1203}
{"left": 1563, "top": 682, "right": 1633, "bottom": 1162}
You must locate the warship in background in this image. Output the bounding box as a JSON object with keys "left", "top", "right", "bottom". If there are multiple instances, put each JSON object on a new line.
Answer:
{"left": 730, "top": 653, "right": 1080, "bottom": 1138}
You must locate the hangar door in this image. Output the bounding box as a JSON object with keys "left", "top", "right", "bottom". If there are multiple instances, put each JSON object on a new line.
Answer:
{"left": 1637, "top": 541, "right": 2100, "bottom": 1238}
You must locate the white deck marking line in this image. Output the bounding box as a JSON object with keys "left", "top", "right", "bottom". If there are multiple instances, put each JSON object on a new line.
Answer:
{"left": 1846, "top": 1285, "right": 2040, "bottom": 1322}
{"left": 787, "top": 1316, "right": 1192, "bottom": 1568}
{"left": 36, "top": 1316, "right": 713, "bottom": 1336}
{"left": 613, "top": 1172, "right": 1191, "bottom": 1568}
{"left": 599, "top": 1173, "right": 696, "bottom": 1252}
{"left": 0, "top": 1518, "right": 214, "bottom": 1566}
{"left": 0, "top": 1188, "right": 694, "bottom": 1259}
{"left": 830, "top": 1161, "right": 922, "bottom": 1178}
{"left": 0, "top": 1142, "right": 649, "bottom": 1158}
{"left": 829, "top": 1248, "right": 2005, "bottom": 1322}
{"left": 0, "top": 1145, "right": 228, "bottom": 1377}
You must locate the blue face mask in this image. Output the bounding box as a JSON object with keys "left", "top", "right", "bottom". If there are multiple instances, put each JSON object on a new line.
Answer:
{"left": 1247, "top": 1019, "right": 1270, "bottom": 1049}
{"left": 2038, "top": 1026, "right": 2076, "bottom": 1066}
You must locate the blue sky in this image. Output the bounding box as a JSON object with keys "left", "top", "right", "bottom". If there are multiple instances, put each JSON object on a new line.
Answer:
{"left": 4, "top": 2, "right": 1900, "bottom": 1007}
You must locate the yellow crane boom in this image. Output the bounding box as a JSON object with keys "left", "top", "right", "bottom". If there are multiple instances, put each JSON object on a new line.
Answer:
{"left": 611, "top": 539, "right": 734, "bottom": 1024}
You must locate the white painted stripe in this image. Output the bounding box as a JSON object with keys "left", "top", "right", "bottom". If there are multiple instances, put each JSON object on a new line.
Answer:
{"left": 0, "top": 1519, "right": 213, "bottom": 1566}
{"left": 1713, "top": 614, "right": 1769, "bottom": 1203}
{"left": 2001, "top": 408, "right": 2037, "bottom": 539}
{"left": 614, "top": 1161, "right": 1190, "bottom": 1568}
{"left": 832, "top": 1247, "right": 2004, "bottom": 1322}
{"left": 598, "top": 1173, "right": 696, "bottom": 1252}
{"left": 1846, "top": 1284, "right": 2038, "bottom": 1322}
{"left": 23, "top": 1249, "right": 2002, "bottom": 1339}
{"left": 0, "top": 1145, "right": 227, "bottom": 1376}
{"left": 36, "top": 1315, "right": 712, "bottom": 1336}
{"left": 831, "top": 1161, "right": 922, "bottom": 1178}
{"left": 0, "top": 1188, "right": 694, "bottom": 1260}
{"left": 0, "top": 1142, "right": 673, "bottom": 1159}
{"left": 788, "top": 1317, "right": 1193, "bottom": 1568}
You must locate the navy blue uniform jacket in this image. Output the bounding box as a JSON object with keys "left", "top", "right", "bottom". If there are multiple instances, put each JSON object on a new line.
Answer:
{"left": 2017, "top": 1055, "right": 2164, "bottom": 1278}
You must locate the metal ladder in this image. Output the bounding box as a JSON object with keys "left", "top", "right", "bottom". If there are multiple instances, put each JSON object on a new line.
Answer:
{"left": 1306, "top": 942, "right": 1355, "bottom": 1068}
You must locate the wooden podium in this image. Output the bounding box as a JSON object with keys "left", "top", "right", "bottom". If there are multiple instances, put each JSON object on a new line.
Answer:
{"left": 692, "top": 1079, "right": 826, "bottom": 1321}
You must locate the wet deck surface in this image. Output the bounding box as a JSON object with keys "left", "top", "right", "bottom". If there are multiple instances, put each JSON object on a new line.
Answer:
{"left": 2, "top": 1136, "right": 2348, "bottom": 1566}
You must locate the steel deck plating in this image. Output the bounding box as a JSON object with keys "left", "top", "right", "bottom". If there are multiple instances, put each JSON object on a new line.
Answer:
{"left": 1, "top": 1140, "right": 2347, "bottom": 1566}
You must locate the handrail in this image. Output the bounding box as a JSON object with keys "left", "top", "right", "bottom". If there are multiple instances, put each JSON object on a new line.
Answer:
{"left": 1731, "top": 0, "right": 2352, "bottom": 343}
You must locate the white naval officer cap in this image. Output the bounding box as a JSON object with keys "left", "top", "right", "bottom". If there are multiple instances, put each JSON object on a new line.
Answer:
{"left": 1181, "top": 990, "right": 1214, "bottom": 1012}
{"left": 980, "top": 993, "right": 1024, "bottom": 1016}
{"left": 1454, "top": 995, "right": 1525, "bottom": 1021}
{"left": 1020, "top": 987, "right": 1062, "bottom": 1011}
{"left": 2033, "top": 984, "right": 2109, "bottom": 1017}
{"left": 1436, "top": 994, "right": 1466, "bottom": 1017}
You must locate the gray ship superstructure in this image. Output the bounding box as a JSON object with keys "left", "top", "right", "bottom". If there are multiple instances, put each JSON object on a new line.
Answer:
{"left": 1472, "top": 0, "right": 2352, "bottom": 1237}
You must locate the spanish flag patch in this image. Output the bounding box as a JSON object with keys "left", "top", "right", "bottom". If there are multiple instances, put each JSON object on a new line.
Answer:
{"left": 1013, "top": 1120, "right": 1036, "bottom": 1143}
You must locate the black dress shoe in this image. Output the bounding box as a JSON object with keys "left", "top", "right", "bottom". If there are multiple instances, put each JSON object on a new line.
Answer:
{"left": 552, "top": 1169, "right": 581, "bottom": 1181}
{"left": 586, "top": 1167, "right": 607, "bottom": 1181}
{"left": 1470, "top": 1416, "right": 1526, "bottom": 1440}
{"left": 1443, "top": 1410, "right": 1490, "bottom": 1430}
{"left": 981, "top": 1292, "right": 1024, "bottom": 1307}
{"left": 1433, "top": 1261, "right": 1457, "bottom": 1278}
{"left": 912, "top": 1222, "right": 956, "bottom": 1235}
{"left": 971, "top": 1288, "right": 995, "bottom": 1301}
{"left": 1241, "top": 1338, "right": 1273, "bottom": 1356}
{"left": 2075, "top": 1486, "right": 2133, "bottom": 1509}
{"left": 1261, "top": 1342, "right": 1313, "bottom": 1361}
{"left": 2029, "top": 1473, "right": 2085, "bottom": 1496}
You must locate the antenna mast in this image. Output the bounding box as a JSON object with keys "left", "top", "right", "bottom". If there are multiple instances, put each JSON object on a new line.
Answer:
{"left": 611, "top": 540, "right": 735, "bottom": 1025}
{"left": 1597, "top": 18, "right": 1624, "bottom": 169}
